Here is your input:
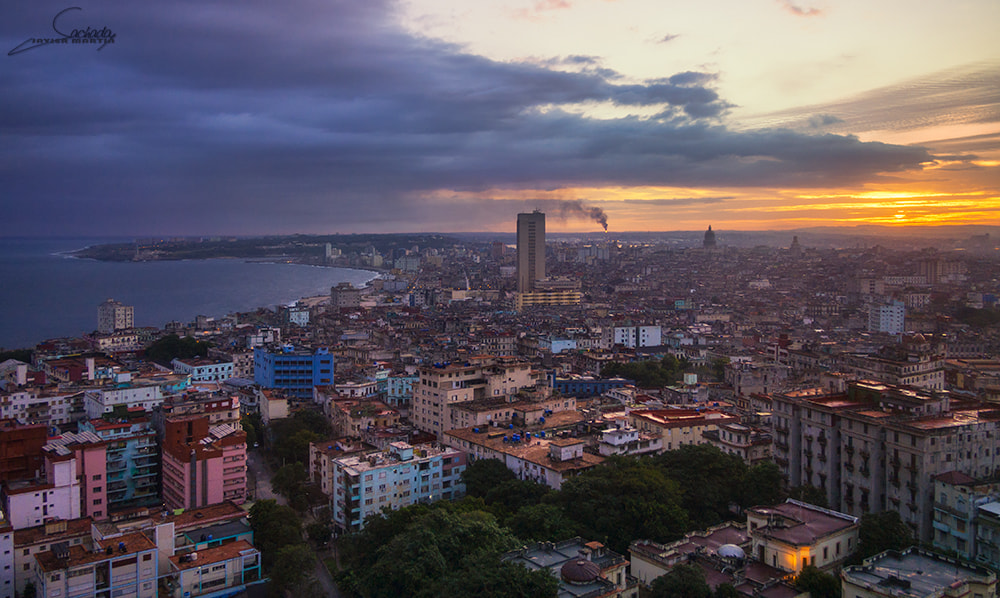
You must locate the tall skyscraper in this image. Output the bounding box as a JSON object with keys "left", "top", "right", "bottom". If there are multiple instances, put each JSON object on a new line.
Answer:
{"left": 517, "top": 211, "right": 545, "bottom": 293}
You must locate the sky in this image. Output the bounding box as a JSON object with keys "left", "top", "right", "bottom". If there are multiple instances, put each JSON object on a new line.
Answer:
{"left": 2, "top": 0, "right": 998, "bottom": 236}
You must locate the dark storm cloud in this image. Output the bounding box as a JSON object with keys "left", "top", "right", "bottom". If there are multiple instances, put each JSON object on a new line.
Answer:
{"left": 1, "top": 0, "right": 934, "bottom": 235}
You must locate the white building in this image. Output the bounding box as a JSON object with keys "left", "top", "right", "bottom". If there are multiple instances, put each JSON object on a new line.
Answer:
{"left": 3, "top": 453, "right": 81, "bottom": 530}
{"left": 607, "top": 326, "right": 662, "bottom": 349}
{"left": 97, "top": 299, "right": 134, "bottom": 334}
{"left": 868, "top": 300, "right": 905, "bottom": 334}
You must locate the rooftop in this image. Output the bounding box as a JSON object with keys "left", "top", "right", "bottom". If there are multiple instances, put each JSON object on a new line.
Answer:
{"left": 748, "top": 499, "right": 857, "bottom": 546}
{"left": 843, "top": 548, "right": 997, "bottom": 598}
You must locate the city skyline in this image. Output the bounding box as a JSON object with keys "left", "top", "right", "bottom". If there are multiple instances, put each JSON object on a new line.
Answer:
{"left": 2, "top": 0, "right": 998, "bottom": 237}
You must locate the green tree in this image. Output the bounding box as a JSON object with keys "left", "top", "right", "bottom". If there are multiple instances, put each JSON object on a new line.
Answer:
{"left": 482, "top": 479, "right": 550, "bottom": 520}
{"left": 555, "top": 457, "right": 687, "bottom": 553}
{"left": 794, "top": 565, "right": 841, "bottom": 598}
{"left": 306, "top": 522, "right": 332, "bottom": 547}
{"left": 461, "top": 457, "right": 518, "bottom": 498}
{"left": 272, "top": 462, "right": 308, "bottom": 499}
{"left": 741, "top": 461, "right": 784, "bottom": 507}
{"left": 714, "top": 583, "right": 739, "bottom": 598}
{"left": 857, "top": 511, "right": 914, "bottom": 560}
{"left": 357, "top": 509, "right": 523, "bottom": 598}
{"left": 654, "top": 444, "right": 748, "bottom": 528}
{"left": 241, "top": 414, "right": 260, "bottom": 447}
{"left": 649, "top": 563, "right": 711, "bottom": 598}
{"left": 145, "top": 334, "right": 211, "bottom": 366}
{"left": 437, "top": 554, "right": 559, "bottom": 598}
{"left": 505, "top": 503, "right": 577, "bottom": 543}
{"left": 248, "top": 500, "right": 302, "bottom": 567}
{"left": 269, "top": 543, "right": 316, "bottom": 595}
{"left": 787, "top": 485, "right": 829, "bottom": 509}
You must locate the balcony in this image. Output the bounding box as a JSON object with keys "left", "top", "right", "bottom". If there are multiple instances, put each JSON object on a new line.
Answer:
{"left": 844, "top": 445, "right": 855, "bottom": 454}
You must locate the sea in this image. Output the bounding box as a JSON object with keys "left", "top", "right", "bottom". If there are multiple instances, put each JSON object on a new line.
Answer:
{"left": 0, "top": 238, "right": 378, "bottom": 350}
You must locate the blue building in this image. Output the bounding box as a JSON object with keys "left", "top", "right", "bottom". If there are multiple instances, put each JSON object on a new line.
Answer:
{"left": 549, "top": 373, "right": 632, "bottom": 398}
{"left": 253, "top": 345, "right": 333, "bottom": 399}
{"left": 385, "top": 374, "right": 418, "bottom": 409}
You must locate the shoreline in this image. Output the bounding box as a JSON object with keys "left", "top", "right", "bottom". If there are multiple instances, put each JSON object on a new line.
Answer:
{"left": 0, "top": 245, "right": 381, "bottom": 351}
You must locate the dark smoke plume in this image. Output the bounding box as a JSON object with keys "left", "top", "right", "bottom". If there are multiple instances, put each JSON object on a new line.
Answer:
{"left": 559, "top": 200, "right": 608, "bottom": 231}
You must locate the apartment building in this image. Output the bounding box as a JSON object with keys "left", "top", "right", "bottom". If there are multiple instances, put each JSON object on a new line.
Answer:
{"left": 702, "top": 422, "right": 772, "bottom": 466}
{"left": 326, "top": 442, "right": 465, "bottom": 532}
{"left": 253, "top": 346, "right": 333, "bottom": 399}
{"left": 2, "top": 451, "right": 81, "bottom": 530}
{"left": 411, "top": 358, "right": 536, "bottom": 435}
{"left": 33, "top": 532, "right": 157, "bottom": 598}
{"left": 12, "top": 518, "right": 93, "bottom": 597}
{"left": 161, "top": 420, "right": 247, "bottom": 509}
{"left": 931, "top": 471, "right": 1000, "bottom": 562}
{"left": 772, "top": 381, "right": 1000, "bottom": 542}
{"left": 0, "top": 508, "right": 12, "bottom": 598}
{"left": 164, "top": 540, "right": 262, "bottom": 598}
{"left": 79, "top": 417, "right": 159, "bottom": 512}
{"left": 627, "top": 408, "right": 737, "bottom": 452}
{"left": 170, "top": 358, "right": 234, "bottom": 383}
{"left": 0, "top": 388, "right": 82, "bottom": 427}
{"left": 97, "top": 299, "right": 134, "bottom": 334}
{"left": 83, "top": 373, "right": 191, "bottom": 419}
{"left": 0, "top": 420, "right": 46, "bottom": 483}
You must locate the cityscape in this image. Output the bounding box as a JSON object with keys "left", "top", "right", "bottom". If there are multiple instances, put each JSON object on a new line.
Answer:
{"left": 4, "top": 0, "right": 1000, "bottom": 596}
{"left": 1, "top": 212, "right": 999, "bottom": 598}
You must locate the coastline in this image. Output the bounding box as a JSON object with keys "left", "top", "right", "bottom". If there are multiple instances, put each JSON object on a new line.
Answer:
{"left": 0, "top": 239, "right": 381, "bottom": 350}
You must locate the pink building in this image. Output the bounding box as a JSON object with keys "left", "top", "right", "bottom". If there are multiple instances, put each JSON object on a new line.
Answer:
{"left": 162, "top": 419, "right": 247, "bottom": 510}
{"left": 43, "top": 431, "right": 109, "bottom": 519}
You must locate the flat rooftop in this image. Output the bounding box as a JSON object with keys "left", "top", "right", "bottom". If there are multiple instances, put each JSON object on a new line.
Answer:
{"left": 844, "top": 549, "right": 996, "bottom": 598}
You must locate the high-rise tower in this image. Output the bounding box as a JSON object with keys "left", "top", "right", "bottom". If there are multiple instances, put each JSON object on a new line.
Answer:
{"left": 517, "top": 211, "right": 545, "bottom": 293}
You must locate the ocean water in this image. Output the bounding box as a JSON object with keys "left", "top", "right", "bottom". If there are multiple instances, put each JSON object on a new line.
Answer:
{"left": 0, "top": 238, "right": 377, "bottom": 350}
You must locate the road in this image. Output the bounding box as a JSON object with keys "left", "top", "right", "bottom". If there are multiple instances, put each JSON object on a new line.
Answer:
{"left": 246, "top": 449, "right": 286, "bottom": 505}
{"left": 247, "top": 449, "right": 341, "bottom": 596}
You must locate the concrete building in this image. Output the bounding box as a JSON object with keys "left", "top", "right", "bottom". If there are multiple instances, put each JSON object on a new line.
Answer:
{"left": 170, "top": 358, "right": 234, "bottom": 383}
{"left": 12, "top": 517, "right": 93, "bottom": 597}
{"left": 746, "top": 499, "right": 858, "bottom": 573}
{"left": 0, "top": 507, "right": 12, "bottom": 598}
{"left": 772, "top": 381, "right": 1000, "bottom": 542}
{"left": 253, "top": 345, "right": 333, "bottom": 399}
{"left": 517, "top": 211, "right": 545, "bottom": 293}
{"left": 977, "top": 501, "right": 1000, "bottom": 568}
{"left": 42, "top": 431, "right": 109, "bottom": 520}
{"left": 326, "top": 442, "right": 466, "bottom": 532}
{"left": 97, "top": 299, "right": 134, "bottom": 334}
{"left": 868, "top": 300, "right": 906, "bottom": 334}
{"left": 32, "top": 532, "right": 157, "bottom": 598}
{"left": 411, "top": 358, "right": 537, "bottom": 435}
{"left": 79, "top": 417, "right": 159, "bottom": 512}
{"left": 627, "top": 408, "right": 737, "bottom": 452}
{"left": 2, "top": 450, "right": 81, "bottom": 530}
{"left": 702, "top": 422, "right": 772, "bottom": 466}
{"left": 165, "top": 539, "right": 262, "bottom": 598}
{"left": 83, "top": 373, "right": 191, "bottom": 419}
{"left": 161, "top": 420, "right": 247, "bottom": 509}
{"left": 931, "top": 471, "right": 1000, "bottom": 561}
{"left": 504, "top": 538, "right": 637, "bottom": 598}
{"left": 330, "top": 283, "right": 362, "bottom": 309}
{"left": 445, "top": 421, "right": 604, "bottom": 490}
{"left": 841, "top": 547, "right": 996, "bottom": 598}
{"left": 0, "top": 420, "right": 47, "bottom": 483}
{"left": 606, "top": 326, "right": 662, "bottom": 349}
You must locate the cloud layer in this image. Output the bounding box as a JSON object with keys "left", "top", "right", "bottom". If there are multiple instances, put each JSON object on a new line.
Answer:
{"left": 1, "top": 0, "right": 938, "bottom": 235}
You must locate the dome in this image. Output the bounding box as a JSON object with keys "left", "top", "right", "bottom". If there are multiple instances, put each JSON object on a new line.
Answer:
{"left": 560, "top": 559, "right": 601, "bottom": 584}
{"left": 717, "top": 544, "right": 746, "bottom": 559}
